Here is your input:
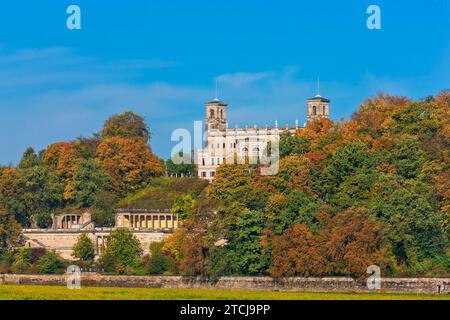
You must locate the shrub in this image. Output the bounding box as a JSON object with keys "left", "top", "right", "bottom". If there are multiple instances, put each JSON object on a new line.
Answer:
{"left": 147, "top": 242, "right": 170, "bottom": 275}
{"left": 100, "top": 229, "right": 142, "bottom": 274}
{"left": 11, "top": 248, "right": 33, "bottom": 274}
{"left": 38, "top": 251, "right": 62, "bottom": 274}
{"left": 72, "top": 234, "right": 95, "bottom": 261}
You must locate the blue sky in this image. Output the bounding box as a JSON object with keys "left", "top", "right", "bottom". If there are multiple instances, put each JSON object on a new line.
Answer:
{"left": 0, "top": 0, "right": 448, "bottom": 164}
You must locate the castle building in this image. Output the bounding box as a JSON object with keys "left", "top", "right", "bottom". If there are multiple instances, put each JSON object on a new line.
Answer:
{"left": 196, "top": 92, "right": 330, "bottom": 181}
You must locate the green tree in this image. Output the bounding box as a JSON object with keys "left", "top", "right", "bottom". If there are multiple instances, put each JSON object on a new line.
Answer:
{"left": 207, "top": 164, "right": 252, "bottom": 204}
{"left": 147, "top": 242, "right": 170, "bottom": 275}
{"left": 388, "top": 138, "right": 424, "bottom": 179}
{"left": 269, "top": 190, "right": 321, "bottom": 235}
{"left": 71, "top": 159, "right": 111, "bottom": 208}
{"left": 18, "top": 147, "right": 39, "bottom": 169}
{"left": 208, "top": 210, "right": 268, "bottom": 276}
{"left": 165, "top": 157, "right": 196, "bottom": 177}
{"left": 11, "top": 248, "right": 33, "bottom": 274}
{"left": 38, "top": 251, "right": 62, "bottom": 274}
{"left": 92, "top": 190, "right": 117, "bottom": 227}
{"left": 279, "top": 131, "right": 310, "bottom": 158}
{"left": 0, "top": 210, "right": 22, "bottom": 257}
{"left": 369, "top": 186, "right": 446, "bottom": 263}
{"left": 171, "top": 194, "right": 194, "bottom": 221}
{"left": 0, "top": 166, "right": 64, "bottom": 227}
{"left": 102, "top": 111, "right": 150, "bottom": 142}
{"left": 100, "top": 229, "right": 142, "bottom": 274}
{"left": 324, "top": 141, "right": 371, "bottom": 192}
{"left": 72, "top": 234, "right": 95, "bottom": 261}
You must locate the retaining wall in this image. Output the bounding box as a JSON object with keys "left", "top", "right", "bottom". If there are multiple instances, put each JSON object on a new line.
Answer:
{"left": 1, "top": 274, "right": 449, "bottom": 294}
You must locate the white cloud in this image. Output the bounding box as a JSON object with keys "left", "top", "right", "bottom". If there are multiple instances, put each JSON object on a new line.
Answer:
{"left": 216, "top": 71, "right": 273, "bottom": 87}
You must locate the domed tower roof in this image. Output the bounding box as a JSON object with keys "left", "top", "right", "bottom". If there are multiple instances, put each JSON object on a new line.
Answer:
{"left": 307, "top": 95, "right": 330, "bottom": 103}
{"left": 205, "top": 98, "right": 228, "bottom": 106}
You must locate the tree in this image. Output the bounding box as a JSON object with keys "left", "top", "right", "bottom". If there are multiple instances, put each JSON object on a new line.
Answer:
{"left": 92, "top": 190, "right": 117, "bottom": 228}
{"left": 171, "top": 194, "right": 194, "bottom": 221}
{"left": 100, "top": 229, "right": 142, "bottom": 274}
{"left": 96, "top": 137, "right": 164, "bottom": 195}
{"left": 324, "top": 141, "right": 371, "bottom": 192}
{"left": 271, "top": 224, "right": 319, "bottom": 278}
{"left": 207, "top": 164, "right": 252, "bottom": 204}
{"left": 11, "top": 248, "right": 33, "bottom": 274}
{"left": 270, "top": 208, "right": 390, "bottom": 278}
{"left": 71, "top": 159, "right": 110, "bottom": 208}
{"left": 147, "top": 242, "right": 170, "bottom": 275}
{"left": 279, "top": 131, "right": 309, "bottom": 158}
{"left": 388, "top": 138, "right": 424, "bottom": 179}
{"left": 369, "top": 185, "right": 446, "bottom": 263}
{"left": 42, "top": 142, "right": 83, "bottom": 201}
{"left": 269, "top": 190, "right": 321, "bottom": 235}
{"left": 72, "top": 234, "right": 95, "bottom": 261}
{"left": 165, "top": 157, "right": 196, "bottom": 177}
{"left": 0, "top": 166, "right": 64, "bottom": 227}
{"left": 317, "top": 208, "right": 390, "bottom": 278}
{"left": 0, "top": 210, "right": 22, "bottom": 257}
{"left": 179, "top": 198, "right": 218, "bottom": 276}
{"left": 42, "top": 142, "right": 82, "bottom": 179}
{"left": 18, "top": 147, "right": 39, "bottom": 169}
{"left": 102, "top": 111, "right": 150, "bottom": 142}
{"left": 38, "top": 251, "right": 62, "bottom": 274}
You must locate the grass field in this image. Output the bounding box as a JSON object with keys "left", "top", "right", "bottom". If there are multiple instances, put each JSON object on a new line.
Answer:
{"left": 0, "top": 285, "right": 448, "bottom": 300}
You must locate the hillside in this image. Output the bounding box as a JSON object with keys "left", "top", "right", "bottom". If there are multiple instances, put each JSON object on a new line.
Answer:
{"left": 119, "top": 177, "right": 209, "bottom": 210}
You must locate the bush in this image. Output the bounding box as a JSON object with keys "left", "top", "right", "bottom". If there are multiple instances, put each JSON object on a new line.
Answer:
{"left": 11, "top": 248, "right": 33, "bottom": 274}
{"left": 72, "top": 234, "right": 95, "bottom": 261}
{"left": 38, "top": 251, "right": 62, "bottom": 274}
{"left": 146, "top": 242, "right": 170, "bottom": 275}
{"left": 100, "top": 229, "right": 142, "bottom": 274}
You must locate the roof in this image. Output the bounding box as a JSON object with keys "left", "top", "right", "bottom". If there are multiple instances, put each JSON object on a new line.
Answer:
{"left": 307, "top": 94, "right": 330, "bottom": 103}
{"left": 205, "top": 98, "right": 228, "bottom": 106}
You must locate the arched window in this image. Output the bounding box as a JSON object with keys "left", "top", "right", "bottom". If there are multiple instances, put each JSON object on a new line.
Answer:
{"left": 242, "top": 147, "right": 249, "bottom": 164}
{"left": 312, "top": 105, "right": 317, "bottom": 116}
{"left": 210, "top": 109, "right": 215, "bottom": 118}
{"left": 323, "top": 105, "right": 326, "bottom": 115}
{"left": 252, "top": 147, "right": 260, "bottom": 157}
{"left": 220, "top": 109, "right": 223, "bottom": 119}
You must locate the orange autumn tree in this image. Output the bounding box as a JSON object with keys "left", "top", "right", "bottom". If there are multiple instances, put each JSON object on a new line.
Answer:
{"left": 270, "top": 207, "right": 390, "bottom": 278}
{"left": 96, "top": 136, "right": 163, "bottom": 195}
{"left": 42, "top": 142, "right": 83, "bottom": 200}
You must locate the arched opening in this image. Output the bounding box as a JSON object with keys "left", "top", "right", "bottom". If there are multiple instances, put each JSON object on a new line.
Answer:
{"left": 312, "top": 105, "right": 317, "bottom": 116}
{"left": 210, "top": 109, "right": 215, "bottom": 118}
{"left": 323, "top": 105, "right": 326, "bottom": 115}
{"left": 252, "top": 147, "right": 260, "bottom": 165}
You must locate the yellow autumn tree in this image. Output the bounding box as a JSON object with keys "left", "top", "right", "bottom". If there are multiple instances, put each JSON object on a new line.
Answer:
{"left": 96, "top": 137, "right": 163, "bottom": 195}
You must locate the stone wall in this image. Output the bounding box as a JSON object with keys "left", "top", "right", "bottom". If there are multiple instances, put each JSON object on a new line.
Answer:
{"left": 1, "top": 274, "right": 449, "bottom": 295}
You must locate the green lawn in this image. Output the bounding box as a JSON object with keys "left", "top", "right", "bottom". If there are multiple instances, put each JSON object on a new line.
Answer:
{"left": 0, "top": 285, "right": 448, "bottom": 300}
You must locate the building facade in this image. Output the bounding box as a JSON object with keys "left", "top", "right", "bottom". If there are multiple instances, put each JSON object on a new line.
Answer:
{"left": 23, "top": 209, "right": 179, "bottom": 260}
{"left": 196, "top": 93, "right": 330, "bottom": 181}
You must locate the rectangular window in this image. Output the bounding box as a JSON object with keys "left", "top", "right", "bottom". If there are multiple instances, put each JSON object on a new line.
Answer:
{"left": 210, "top": 172, "right": 215, "bottom": 177}
{"left": 201, "top": 172, "right": 206, "bottom": 178}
